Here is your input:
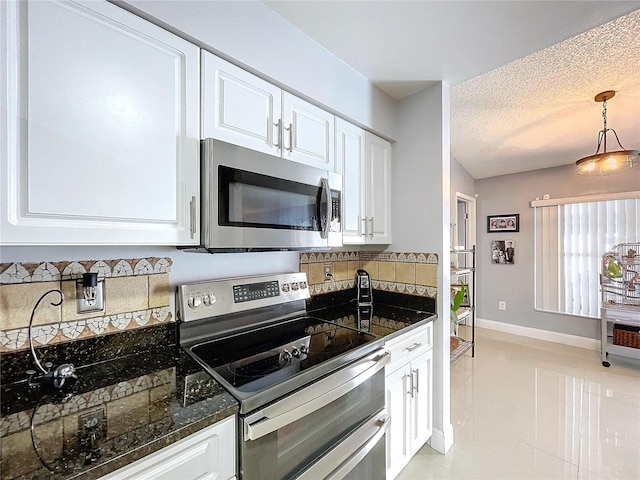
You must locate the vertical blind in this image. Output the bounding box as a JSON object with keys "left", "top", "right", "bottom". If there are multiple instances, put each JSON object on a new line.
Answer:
{"left": 534, "top": 197, "right": 639, "bottom": 318}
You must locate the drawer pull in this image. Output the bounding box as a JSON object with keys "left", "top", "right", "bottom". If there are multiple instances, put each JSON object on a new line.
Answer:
{"left": 405, "top": 342, "right": 422, "bottom": 352}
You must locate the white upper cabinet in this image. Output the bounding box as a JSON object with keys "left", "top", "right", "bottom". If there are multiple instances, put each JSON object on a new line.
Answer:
{"left": 282, "top": 92, "right": 335, "bottom": 171}
{"left": 365, "top": 132, "right": 392, "bottom": 244}
{"left": 341, "top": 126, "right": 392, "bottom": 245}
{"left": 1, "top": 0, "right": 200, "bottom": 245}
{"left": 202, "top": 51, "right": 335, "bottom": 171}
{"left": 202, "top": 52, "right": 282, "bottom": 157}
{"left": 337, "top": 118, "right": 366, "bottom": 244}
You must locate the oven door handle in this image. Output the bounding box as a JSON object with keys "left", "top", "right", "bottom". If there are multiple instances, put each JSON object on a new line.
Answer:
{"left": 244, "top": 348, "right": 389, "bottom": 441}
{"left": 295, "top": 410, "right": 390, "bottom": 480}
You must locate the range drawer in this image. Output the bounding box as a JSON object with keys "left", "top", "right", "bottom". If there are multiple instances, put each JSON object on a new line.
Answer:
{"left": 384, "top": 322, "right": 433, "bottom": 373}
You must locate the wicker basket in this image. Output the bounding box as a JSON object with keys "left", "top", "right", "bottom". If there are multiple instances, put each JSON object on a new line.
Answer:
{"left": 613, "top": 324, "right": 640, "bottom": 349}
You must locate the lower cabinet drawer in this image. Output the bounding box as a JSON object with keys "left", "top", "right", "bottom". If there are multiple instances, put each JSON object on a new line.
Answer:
{"left": 100, "top": 415, "right": 236, "bottom": 480}
{"left": 385, "top": 323, "right": 433, "bottom": 373}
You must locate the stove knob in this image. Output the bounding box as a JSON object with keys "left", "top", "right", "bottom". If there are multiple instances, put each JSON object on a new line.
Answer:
{"left": 299, "top": 281, "right": 307, "bottom": 289}
{"left": 291, "top": 347, "right": 300, "bottom": 358}
{"left": 187, "top": 295, "right": 202, "bottom": 309}
{"left": 203, "top": 293, "right": 216, "bottom": 306}
{"left": 299, "top": 344, "right": 308, "bottom": 355}
{"left": 282, "top": 283, "right": 290, "bottom": 292}
{"left": 282, "top": 349, "right": 292, "bottom": 362}
{"left": 291, "top": 282, "right": 299, "bottom": 291}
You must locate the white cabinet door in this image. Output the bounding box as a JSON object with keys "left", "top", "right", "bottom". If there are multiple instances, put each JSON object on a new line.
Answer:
{"left": 202, "top": 51, "right": 282, "bottom": 157}
{"left": 409, "top": 349, "right": 433, "bottom": 457}
{"left": 282, "top": 92, "right": 335, "bottom": 171}
{"left": 100, "top": 416, "right": 236, "bottom": 480}
{"left": 365, "top": 132, "right": 392, "bottom": 244}
{"left": 1, "top": 0, "right": 199, "bottom": 245}
{"left": 337, "top": 118, "right": 366, "bottom": 244}
{"left": 385, "top": 364, "right": 412, "bottom": 480}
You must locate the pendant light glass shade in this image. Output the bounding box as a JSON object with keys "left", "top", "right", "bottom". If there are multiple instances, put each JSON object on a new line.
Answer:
{"left": 576, "top": 91, "right": 638, "bottom": 176}
{"left": 576, "top": 150, "right": 638, "bottom": 175}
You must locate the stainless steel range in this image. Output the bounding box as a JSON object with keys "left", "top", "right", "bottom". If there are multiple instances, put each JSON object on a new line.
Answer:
{"left": 177, "top": 272, "right": 389, "bottom": 480}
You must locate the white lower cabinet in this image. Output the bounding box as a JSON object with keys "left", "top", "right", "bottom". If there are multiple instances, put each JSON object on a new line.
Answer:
{"left": 100, "top": 416, "right": 236, "bottom": 480}
{"left": 385, "top": 324, "right": 433, "bottom": 480}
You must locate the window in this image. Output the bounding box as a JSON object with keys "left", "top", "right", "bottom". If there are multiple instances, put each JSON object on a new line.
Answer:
{"left": 534, "top": 193, "right": 639, "bottom": 318}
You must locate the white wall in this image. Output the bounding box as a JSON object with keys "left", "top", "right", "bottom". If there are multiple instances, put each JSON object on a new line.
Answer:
{"left": 475, "top": 163, "right": 639, "bottom": 339}
{"left": 391, "top": 82, "right": 453, "bottom": 453}
{"left": 118, "top": 0, "right": 397, "bottom": 138}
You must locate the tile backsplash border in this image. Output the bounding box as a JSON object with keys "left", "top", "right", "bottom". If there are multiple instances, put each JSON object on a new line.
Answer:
{"left": 300, "top": 251, "right": 439, "bottom": 297}
{"left": 0, "top": 257, "right": 173, "bottom": 353}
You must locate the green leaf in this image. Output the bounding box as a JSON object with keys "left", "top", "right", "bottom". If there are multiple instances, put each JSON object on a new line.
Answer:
{"left": 451, "top": 283, "right": 466, "bottom": 311}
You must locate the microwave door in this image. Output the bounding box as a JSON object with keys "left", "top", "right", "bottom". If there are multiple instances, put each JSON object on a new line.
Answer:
{"left": 203, "top": 139, "right": 332, "bottom": 250}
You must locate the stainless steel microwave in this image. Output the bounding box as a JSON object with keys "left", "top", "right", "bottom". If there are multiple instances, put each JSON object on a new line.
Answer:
{"left": 200, "top": 139, "right": 342, "bottom": 252}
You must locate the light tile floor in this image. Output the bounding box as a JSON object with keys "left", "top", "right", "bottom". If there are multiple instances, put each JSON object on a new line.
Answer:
{"left": 397, "top": 327, "right": 640, "bottom": 480}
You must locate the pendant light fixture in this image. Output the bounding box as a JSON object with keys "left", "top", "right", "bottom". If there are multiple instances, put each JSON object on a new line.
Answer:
{"left": 576, "top": 90, "right": 638, "bottom": 176}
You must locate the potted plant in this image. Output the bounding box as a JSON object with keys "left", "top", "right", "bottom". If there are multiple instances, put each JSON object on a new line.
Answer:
{"left": 450, "top": 283, "right": 466, "bottom": 351}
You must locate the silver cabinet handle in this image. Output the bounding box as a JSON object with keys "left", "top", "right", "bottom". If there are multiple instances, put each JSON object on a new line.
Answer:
{"left": 412, "top": 369, "right": 419, "bottom": 394}
{"left": 273, "top": 119, "right": 282, "bottom": 150}
{"left": 405, "top": 342, "right": 422, "bottom": 352}
{"left": 368, "top": 217, "right": 374, "bottom": 238}
{"left": 244, "top": 349, "right": 390, "bottom": 440}
{"left": 406, "top": 373, "right": 413, "bottom": 397}
{"left": 284, "top": 123, "right": 294, "bottom": 153}
{"left": 360, "top": 216, "right": 366, "bottom": 237}
{"left": 189, "top": 196, "right": 196, "bottom": 239}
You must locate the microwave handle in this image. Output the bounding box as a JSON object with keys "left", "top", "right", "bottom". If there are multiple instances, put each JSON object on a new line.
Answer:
{"left": 319, "top": 177, "right": 331, "bottom": 239}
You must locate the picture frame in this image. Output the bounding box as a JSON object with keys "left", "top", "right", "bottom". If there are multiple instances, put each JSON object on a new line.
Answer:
{"left": 487, "top": 214, "right": 519, "bottom": 233}
{"left": 490, "top": 240, "right": 516, "bottom": 265}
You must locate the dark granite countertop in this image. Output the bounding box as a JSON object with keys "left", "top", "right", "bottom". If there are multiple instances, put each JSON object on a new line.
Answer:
{"left": 0, "top": 324, "right": 238, "bottom": 480}
{"left": 307, "top": 289, "right": 438, "bottom": 339}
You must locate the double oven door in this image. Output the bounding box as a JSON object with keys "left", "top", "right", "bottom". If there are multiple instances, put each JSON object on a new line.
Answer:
{"left": 240, "top": 349, "right": 389, "bottom": 480}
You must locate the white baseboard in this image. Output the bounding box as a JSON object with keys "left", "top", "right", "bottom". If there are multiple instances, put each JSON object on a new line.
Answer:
{"left": 429, "top": 423, "right": 454, "bottom": 454}
{"left": 476, "top": 317, "right": 599, "bottom": 351}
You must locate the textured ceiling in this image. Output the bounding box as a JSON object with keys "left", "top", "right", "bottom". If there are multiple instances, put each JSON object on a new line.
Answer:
{"left": 265, "top": 1, "right": 640, "bottom": 179}
{"left": 452, "top": 9, "right": 640, "bottom": 178}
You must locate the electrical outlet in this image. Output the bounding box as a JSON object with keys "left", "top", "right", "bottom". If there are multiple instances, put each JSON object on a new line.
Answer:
{"left": 76, "top": 281, "right": 105, "bottom": 313}
{"left": 324, "top": 264, "right": 333, "bottom": 282}
{"left": 498, "top": 301, "right": 506, "bottom": 310}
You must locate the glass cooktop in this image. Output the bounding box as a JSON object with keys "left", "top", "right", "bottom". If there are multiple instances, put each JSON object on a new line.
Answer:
{"left": 189, "top": 316, "right": 379, "bottom": 394}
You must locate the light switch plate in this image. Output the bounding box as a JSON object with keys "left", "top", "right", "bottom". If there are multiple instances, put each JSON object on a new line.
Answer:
{"left": 76, "top": 281, "right": 105, "bottom": 313}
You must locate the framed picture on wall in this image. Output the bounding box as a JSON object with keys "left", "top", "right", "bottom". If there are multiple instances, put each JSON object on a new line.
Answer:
{"left": 487, "top": 214, "right": 519, "bottom": 233}
{"left": 491, "top": 240, "right": 516, "bottom": 264}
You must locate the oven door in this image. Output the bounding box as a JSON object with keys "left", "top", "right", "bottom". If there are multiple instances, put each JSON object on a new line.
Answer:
{"left": 240, "top": 349, "right": 388, "bottom": 479}
{"left": 202, "top": 139, "right": 341, "bottom": 250}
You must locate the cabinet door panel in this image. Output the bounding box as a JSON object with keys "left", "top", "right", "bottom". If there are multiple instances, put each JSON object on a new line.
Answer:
{"left": 385, "top": 364, "right": 412, "bottom": 480}
{"left": 202, "top": 52, "right": 281, "bottom": 156}
{"left": 410, "top": 349, "right": 433, "bottom": 457}
{"left": 1, "top": 0, "right": 199, "bottom": 244}
{"left": 365, "top": 133, "right": 392, "bottom": 244}
{"left": 283, "top": 93, "right": 335, "bottom": 171}
{"left": 337, "top": 118, "right": 365, "bottom": 244}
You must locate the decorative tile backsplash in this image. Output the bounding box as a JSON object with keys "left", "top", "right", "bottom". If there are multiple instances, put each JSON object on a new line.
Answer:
{"left": 300, "top": 251, "right": 439, "bottom": 297}
{"left": 0, "top": 258, "right": 172, "bottom": 352}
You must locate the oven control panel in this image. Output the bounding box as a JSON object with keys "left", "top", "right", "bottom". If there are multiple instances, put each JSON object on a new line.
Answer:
{"left": 178, "top": 272, "right": 310, "bottom": 322}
